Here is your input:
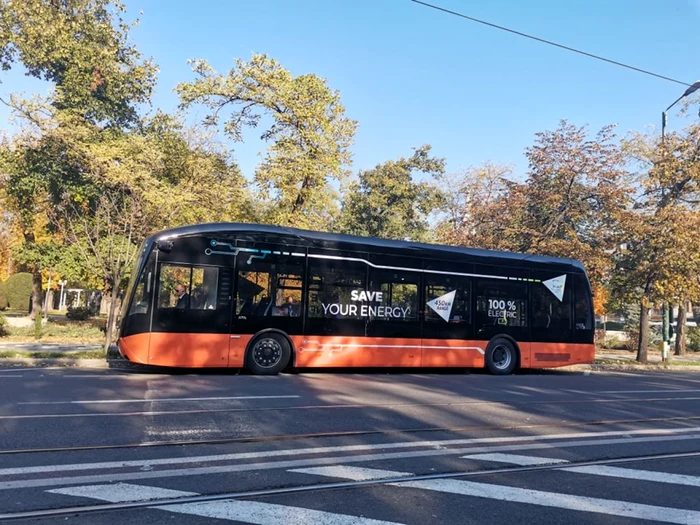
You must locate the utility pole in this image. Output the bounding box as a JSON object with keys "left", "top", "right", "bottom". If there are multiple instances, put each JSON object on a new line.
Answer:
{"left": 659, "top": 81, "right": 700, "bottom": 362}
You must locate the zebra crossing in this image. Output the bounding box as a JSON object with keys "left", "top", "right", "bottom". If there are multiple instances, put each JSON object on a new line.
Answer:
{"left": 41, "top": 453, "right": 700, "bottom": 525}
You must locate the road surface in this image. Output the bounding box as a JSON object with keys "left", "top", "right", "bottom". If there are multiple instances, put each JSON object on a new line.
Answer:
{"left": 1, "top": 366, "right": 700, "bottom": 524}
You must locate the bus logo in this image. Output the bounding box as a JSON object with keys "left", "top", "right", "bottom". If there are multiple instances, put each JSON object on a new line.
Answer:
{"left": 543, "top": 275, "right": 566, "bottom": 302}
{"left": 426, "top": 290, "right": 456, "bottom": 322}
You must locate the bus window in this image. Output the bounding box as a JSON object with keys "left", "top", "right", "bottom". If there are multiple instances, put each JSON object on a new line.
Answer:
{"left": 306, "top": 255, "right": 367, "bottom": 336}
{"left": 236, "top": 255, "right": 303, "bottom": 318}
{"left": 425, "top": 275, "right": 471, "bottom": 324}
{"left": 574, "top": 275, "right": 593, "bottom": 330}
{"left": 127, "top": 267, "right": 152, "bottom": 317}
{"left": 366, "top": 268, "right": 421, "bottom": 340}
{"left": 368, "top": 270, "right": 419, "bottom": 323}
{"left": 158, "top": 265, "right": 193, "bottom": 309}
{"left": 157, "top": 265, "right": 219, "bottom": 310}
{"left": 307, "top": 259, "right": 365, "bottom": 320}
{"left": 530, "top": 272, "right": 572, "bottom": 342}
{"left": 475, "top": 279, "right": 528, "bottom": 334}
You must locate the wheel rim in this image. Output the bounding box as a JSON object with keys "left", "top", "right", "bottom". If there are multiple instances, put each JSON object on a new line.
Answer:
{"left": 492, "top": 344, "right": 512, "bottom": 370}
{"left": 252, "top": 338, "right": 283, "bottom": 368}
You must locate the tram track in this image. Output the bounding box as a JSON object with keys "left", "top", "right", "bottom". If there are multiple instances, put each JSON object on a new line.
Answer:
{"left": 2, "top": 448, "right": 699, "bottom": 521}
{"left": 2, "top": 414, "right": 700, "bottom": 456}
{"left": 4, "top": 393, "right": 700, "bottom": 422}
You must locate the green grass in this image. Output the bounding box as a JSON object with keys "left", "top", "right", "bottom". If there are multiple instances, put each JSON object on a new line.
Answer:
{"left": 2, "top": 322, "right": 104, "bottom": 343}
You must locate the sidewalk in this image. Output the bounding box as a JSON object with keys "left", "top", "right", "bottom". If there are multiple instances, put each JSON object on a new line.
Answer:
{"left": 0, "top": 342, "right": 102, "bottom": 353}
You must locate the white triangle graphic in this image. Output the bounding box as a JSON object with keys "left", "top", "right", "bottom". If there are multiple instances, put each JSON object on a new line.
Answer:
{"left": 542, "top": 275, "right": 566, "bottom": 302}
{"left": 426, "top": 290, "right": 456, "bottom": 322}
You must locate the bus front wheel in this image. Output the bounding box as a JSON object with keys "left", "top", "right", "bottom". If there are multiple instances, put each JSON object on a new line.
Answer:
{"left": 246, "top": 333, "right": 291, "bottom": 375}
{"left": 485, "top": 338, "right": 518, "bottom": 375}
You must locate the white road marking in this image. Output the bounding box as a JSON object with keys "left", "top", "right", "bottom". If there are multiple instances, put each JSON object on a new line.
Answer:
{"left": 397, "top": 479, "right": 700, "bottom": 525}
{"left": 50, "top": 482, "right": 404, "bottom": 525}
{"left": 1, "top": 426, "right": 697, "bottom": 477}
{"left": 460, "top": 453, "right": 570, "bottom": 466}
{"left": 290, "top": 466, "right": 412, "bottom": 480}
{"left": 565, "top": 466, "right": 700, "bottom": 487}
{"left": 297, "top": 465, "right": 700, "bottom": 525}
{"left": 599, "top": 389, "right": 700, "bottom": 394}
{"left": 50, "top": 482, "right": 197, "bottom": 502}
{"left": 18, "top": 395, "right": 300, "bottom": 405}
{"left": 2, "top": 433, "right": 699, "bottom": 491}
{"left": 166, "top": 499, "right": 402, "bottom": 525}
{"left": 0, "top": 375, "right": 23, "bottom": 378}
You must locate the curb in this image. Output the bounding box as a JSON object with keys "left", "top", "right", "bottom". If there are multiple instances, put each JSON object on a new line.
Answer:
{"left": 0, "top": 359, "right": 699, "bottom": 373}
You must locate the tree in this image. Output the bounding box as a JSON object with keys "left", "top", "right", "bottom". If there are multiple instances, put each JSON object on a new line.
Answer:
{"left": 336, "top": 145, "right": 445, "bottom": 241}
{"left": 436, "top": 162, "right": 516, "bottom": 250}
{"left": 177, "top": 54, "right": 357, "bottom": 230}
{"left": 438, "top": 122, "right": 631, "bottom": 297}
{"left": 54, "top": 190, "right": 147, "bottom": 353}
{"left": 0, "top": 0, "right": 157, "bottom": 127}
{"left": 0, "top": 0, "right": 156, "bottom": 318}
{"left": 617, "top": 125, "right": 700, "bottom": 362}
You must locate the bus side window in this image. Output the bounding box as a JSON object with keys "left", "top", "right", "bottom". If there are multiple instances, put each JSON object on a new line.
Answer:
{"left": 425, "top": 275, "right": 471, "bottom": 323}
{"left": 574, "top": 275, "right": 593, "bottom": 330}
{"left": 307, "top": 259, "right": 366, "bottom": 320}
{"left": 530, "top": 274, "right": 572, "bottom": 340}
{"left": 157, "top": 265, "right": 219, "bottom": 310}
{"left": 368, "top": 270, "right": 420, "bottom": 323}
{"left": 236, "top": 254, "right": 303, "bottom": 318}
{"left": 158, "top": 265, "right": 192, "bottom": 309}
{"left": 475, "top": 280, "right": 528, "bottom": 330}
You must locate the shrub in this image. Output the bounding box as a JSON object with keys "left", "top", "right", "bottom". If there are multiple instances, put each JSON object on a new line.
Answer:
{"left": 0, "top": 280, "right": 7, "bottom": 310}
{"left": 5, "top": 272, "right": 33, "bottom": 310}
{"left": 687, "top": 326, "right": 700, "bottom": 352}
{"left": 66, "top": 306, "right": 91, "bottom": 321}
{"left": 601, "top": 336, "right": 628, "bottom": 350}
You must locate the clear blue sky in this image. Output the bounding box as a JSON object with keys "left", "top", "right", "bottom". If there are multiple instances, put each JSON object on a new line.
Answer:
{"left": 2, "top": 0, "right": 699, "bottom": 181}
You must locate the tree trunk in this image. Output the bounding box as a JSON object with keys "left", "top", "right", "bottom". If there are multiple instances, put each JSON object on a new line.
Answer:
{"left": 30, "top": 270, "right": 42, "bottom": 319}
{"left": 103, "top": 283, "right": 119, "bottom": 355}
{"left": 636, "top": 300, "right": 649, "bottom": 364}
{"left": 675, "top": 302, "right": 687, "bottom": 356}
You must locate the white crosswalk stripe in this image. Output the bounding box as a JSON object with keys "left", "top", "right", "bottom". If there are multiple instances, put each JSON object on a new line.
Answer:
{"left": 48, "top": 482, "right": 404, "bottom": 525}
{"left": 461, "top": 453, "right": 570, "bottom": 465}
{"left": 461, "top": 453, "right": 700, "bottom": 487}
{"left": 289, "top": 464, "right": 700, "bottom": 525}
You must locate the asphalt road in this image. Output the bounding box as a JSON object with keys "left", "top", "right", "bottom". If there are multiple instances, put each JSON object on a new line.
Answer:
{"left": 1, "top": 366, "right": 700, "bottom": 524}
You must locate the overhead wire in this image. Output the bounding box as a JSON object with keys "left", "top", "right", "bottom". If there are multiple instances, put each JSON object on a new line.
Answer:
{"left": 410, "top": 0, "right": 692, "bottom": 87}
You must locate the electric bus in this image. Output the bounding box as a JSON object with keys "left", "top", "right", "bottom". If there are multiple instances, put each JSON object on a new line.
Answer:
{"left": 117, "top": 223, "right": 595, "bottom": 375}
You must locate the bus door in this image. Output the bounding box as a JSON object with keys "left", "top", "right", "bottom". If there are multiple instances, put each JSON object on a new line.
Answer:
{"left": 300, "top": 252, "right": 370, "bottom": 367}
{"left": 364, "top": 259, "right": 422, "bottom": 367}
{"left": 422, "top": 273, "right": 479, "bottom": 367}
{"left": 231, "top": 248, "right": 305, "bottom": 367}
{"left": 151, "top": 255, "right": 233, "bottom": 367}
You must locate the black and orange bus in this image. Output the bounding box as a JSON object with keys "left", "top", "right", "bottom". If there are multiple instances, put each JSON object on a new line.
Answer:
{"left": 117, "top": 223, "right": 595, "bottom": 375}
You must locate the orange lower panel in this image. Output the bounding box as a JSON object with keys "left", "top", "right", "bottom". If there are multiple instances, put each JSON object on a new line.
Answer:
{"left": 420, "top": 339, "right": 485, "bottom": 367}
{"left": 526, "top": 342, "right": 595, "bottom": 368}
{"left": 291, "top": 336, "right": 421, "bottom": 367}
{"left": 117, "top": 334, "right": 150, "bottom": 365}
{"left": 149, "top": 333, "right": 230, "bottom": 367}
{"left": 228, "top": 335, "right": 254, "bottom": 368}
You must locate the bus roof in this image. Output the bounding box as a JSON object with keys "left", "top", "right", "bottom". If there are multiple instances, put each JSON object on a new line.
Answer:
{"left": 149, "top": 222, "right": 587, "bottom": 273}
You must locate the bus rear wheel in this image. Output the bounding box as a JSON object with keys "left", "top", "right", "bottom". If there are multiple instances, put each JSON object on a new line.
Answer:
{"left": 485, "top": 338, "right": 518, "bottom": 375}
{"left": 246, "top": 333, "right": 291, "bottom": 375}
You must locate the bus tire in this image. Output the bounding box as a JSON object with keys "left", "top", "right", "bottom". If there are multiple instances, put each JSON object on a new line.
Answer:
{"left": 246, "top": 333, "right": 291, "bottom": 375}
{"left": 485, "top": 337, "right": 518, "bottom": 375}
